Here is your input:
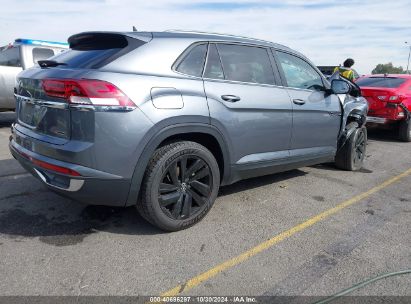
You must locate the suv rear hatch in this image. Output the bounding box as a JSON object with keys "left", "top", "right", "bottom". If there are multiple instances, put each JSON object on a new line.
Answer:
{"left": 14, "top": 32, "right": 150, "bottom": 145}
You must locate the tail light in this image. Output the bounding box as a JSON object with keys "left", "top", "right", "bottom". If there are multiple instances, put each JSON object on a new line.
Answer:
{"left": 377, "top": 95, "right": 405, "bottom": 104}
{"left": 42, "top": 79, "right": 136, "bottom": 108}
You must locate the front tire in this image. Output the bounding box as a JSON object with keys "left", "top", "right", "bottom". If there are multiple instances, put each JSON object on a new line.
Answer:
{"left": 398, "top": 119, "right": 411, "bottom": 142}
{"left": 335, "top": 122, "right": 367, "bottom": 171}
{"left": 137, "top": 141, "right": 220, "bottom": 231}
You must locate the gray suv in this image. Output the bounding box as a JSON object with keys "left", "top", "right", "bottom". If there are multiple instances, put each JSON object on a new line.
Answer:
{"left": 9, "top": 31, "right": 368, "bottom": 231}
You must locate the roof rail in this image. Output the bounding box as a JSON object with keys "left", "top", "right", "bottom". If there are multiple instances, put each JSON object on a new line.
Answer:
{"left": 164, "top": 29, "right": 276, "bottom": 45}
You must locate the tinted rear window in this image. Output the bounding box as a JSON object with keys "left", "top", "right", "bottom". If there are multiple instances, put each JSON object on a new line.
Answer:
{"left": 47, "top": 33, "right": 145, "bottom": 69}
{"left": 356, "top": 77, "right": 406, "bottom": 88}
{"left": 49, "top": 48, "right": 122, "bottom": 69}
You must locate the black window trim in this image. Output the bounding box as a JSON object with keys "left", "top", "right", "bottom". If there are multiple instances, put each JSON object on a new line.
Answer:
{"left": 272, "top": 49, "right": 327, "bottom": 92}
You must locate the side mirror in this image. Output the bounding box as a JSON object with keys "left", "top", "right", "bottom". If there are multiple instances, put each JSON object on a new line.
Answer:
{"left": 331, "top": 79, "right": 350, "bottom": 94}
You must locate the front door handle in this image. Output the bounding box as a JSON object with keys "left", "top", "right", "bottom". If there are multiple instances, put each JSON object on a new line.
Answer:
{"left": 293, "top": 99, "right": 306, "bottom": 105}
{"left": 221, "top": 95, "right": 241, "bottom": 102}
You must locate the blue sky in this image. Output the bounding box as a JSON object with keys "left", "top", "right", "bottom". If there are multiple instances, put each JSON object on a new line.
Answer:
{"left": 0, "top": 0, "right": 410, "bottom": 73}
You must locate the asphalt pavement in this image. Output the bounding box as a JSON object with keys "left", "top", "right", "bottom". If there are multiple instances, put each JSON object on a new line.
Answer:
{"left": 0, "top": 111, "right": 410, "bottom": 299}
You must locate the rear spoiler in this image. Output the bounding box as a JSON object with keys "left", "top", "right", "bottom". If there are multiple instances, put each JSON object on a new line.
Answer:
{"left": 68, "top": 32, "right": 153, "bottom": 50}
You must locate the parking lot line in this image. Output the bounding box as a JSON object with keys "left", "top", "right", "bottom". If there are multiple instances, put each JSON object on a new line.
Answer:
{"left": 161, "top": 167, "right": 411, "bottom": 296}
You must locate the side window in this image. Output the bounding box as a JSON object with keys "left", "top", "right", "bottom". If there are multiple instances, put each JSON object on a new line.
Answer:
{"left": 176, "top": 43, "right": 207, "bottom": 77}
{"left": 276, "top": 51, "right": 324, "bottom": 91}
{"left": 33, "top": 47, "right": 55, "bottom": 63}
{"left": 0, "top": 46, "right": 21, "bottom": 67}
{"left": 204, "top": 44, "right": 224, "bottom": 79}
{"left": 216, "top": 44, "right": 275, "bottom": 85}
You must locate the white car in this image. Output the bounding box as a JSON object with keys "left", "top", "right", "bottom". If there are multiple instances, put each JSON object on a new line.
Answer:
{"left": 0, "top": 39, "right": 68, "bottom": 111}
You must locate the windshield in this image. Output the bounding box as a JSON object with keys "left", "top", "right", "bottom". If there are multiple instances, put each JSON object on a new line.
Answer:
{"left": 356, "top": 77, "right": 406, "bottom": 88}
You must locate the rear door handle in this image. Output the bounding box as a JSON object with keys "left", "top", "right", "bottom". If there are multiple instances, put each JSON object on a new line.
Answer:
{"left": 293, "top": 99, "right": 306, "bottom": 105}
{"left": 221, "top": 95, "right": 241, "bottom": 102}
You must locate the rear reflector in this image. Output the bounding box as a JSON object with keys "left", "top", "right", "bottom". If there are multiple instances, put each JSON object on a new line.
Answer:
{"left": 42, "top": 79, "right": 136, "bottom": 108}
{"left": 19, "top": 151, "right": 81, "bottom": 176}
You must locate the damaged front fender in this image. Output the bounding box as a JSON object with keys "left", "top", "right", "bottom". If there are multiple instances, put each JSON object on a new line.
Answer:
{"left": 341, "top": 94, "right": 368, "bottom": 130}
{"left": 330, "top": 74, "right": 368, "bottom": 150}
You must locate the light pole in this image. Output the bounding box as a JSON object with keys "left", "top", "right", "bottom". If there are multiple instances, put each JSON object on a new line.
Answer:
{"left": 406, "top": 42, "right": 411, "bottom": 74}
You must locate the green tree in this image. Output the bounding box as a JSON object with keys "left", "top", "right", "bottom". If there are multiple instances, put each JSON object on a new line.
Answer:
{"left": 371, "top": 63, "right": 404, "bottom": 74}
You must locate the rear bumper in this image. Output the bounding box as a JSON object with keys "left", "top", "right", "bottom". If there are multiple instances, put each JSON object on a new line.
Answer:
{"left": 366, "top": 116, "right": 389, "bottom": 124}
{"left": 9, "top": 138, "right": 131, "bottom": 207}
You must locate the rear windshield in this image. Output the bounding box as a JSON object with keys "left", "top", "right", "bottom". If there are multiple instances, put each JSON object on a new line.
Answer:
{"left": 47, "top": 33, "right": 145, "bottom": 69}
{"left": 356, "top": 77, "right": 406, "bottom": 88}
{"left": 49, "top": 48, "right": 122, "bottom": 68}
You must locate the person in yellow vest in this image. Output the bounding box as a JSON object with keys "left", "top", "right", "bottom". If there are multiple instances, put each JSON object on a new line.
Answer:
{"left": 333, "top": 58, "right": 356, "bottom": 81}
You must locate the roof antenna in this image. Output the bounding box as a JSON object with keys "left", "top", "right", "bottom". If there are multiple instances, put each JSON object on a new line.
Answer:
{"left": 132, "top": 26, "right": 137, "bottom": 32}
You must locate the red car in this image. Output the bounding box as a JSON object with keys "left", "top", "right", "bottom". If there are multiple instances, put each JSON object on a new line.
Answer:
{"left": 356, "top": 74, "right": 411, "bottom": 141}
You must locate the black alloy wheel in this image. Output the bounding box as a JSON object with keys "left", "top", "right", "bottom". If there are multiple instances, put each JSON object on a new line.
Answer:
{"left": 138, "top": 141, "right": 220, "bottom": 231}
{"left": 353, "top": 128, "right": 366, "bottom": 166}
{"left": 158, "top": 155, "right": 212, "bottom": 220}
{"left": 335, "top": 122, "right": 367, "bottom": 171}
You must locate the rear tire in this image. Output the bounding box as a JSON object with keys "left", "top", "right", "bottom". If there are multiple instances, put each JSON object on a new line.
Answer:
{"left": 137, "top": 141, "right": 220, "bottom": 232}
{"left": 398, "top": 119, "right": 411, "bottom": 142}
{"left": 335, "top": 122, "right": 367, "bottom": 171}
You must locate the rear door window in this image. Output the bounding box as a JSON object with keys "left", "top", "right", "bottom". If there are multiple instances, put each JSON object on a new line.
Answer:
{"left": 32, "top": 47, "right": 55, "bottom": 63}
{"left": 216, "top": 44, "right": 275, "bottom": 85}
{"left": 356, "top": 77, "right": 406, "bottom": 88}
{"left": 176, "top": 43, "right": 207, "bottom": 77}
{"left": 276, "top": 51, "right": 324, "bottom": 91}
{"left": 0, "top": 46, "right": 21, "bottom": 67}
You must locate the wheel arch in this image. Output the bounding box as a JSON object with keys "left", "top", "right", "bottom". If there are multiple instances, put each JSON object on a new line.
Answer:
{"left": 125, "top": 123, "right": 231, "bottom": 207}
{"left": 338, "top": 111, "right": 365, "bottom": 151}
